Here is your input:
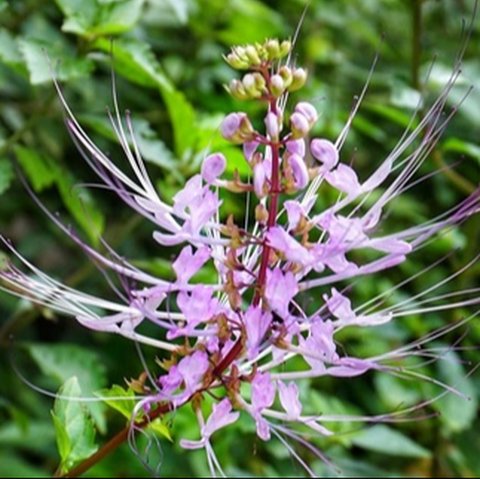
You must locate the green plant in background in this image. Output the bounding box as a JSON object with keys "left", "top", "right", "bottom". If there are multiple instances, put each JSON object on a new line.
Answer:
{"left": 0, "top": 1, "right": 479, "bottom": 477}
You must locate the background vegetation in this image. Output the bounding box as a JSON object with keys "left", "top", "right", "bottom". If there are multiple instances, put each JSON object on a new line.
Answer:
{"left": 0, "top": 0, "right": 479, "bottom": 476}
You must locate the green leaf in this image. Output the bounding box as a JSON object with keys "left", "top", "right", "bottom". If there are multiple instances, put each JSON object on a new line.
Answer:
{"left": 55, "top": 0, "right": 98, "bottom": 35}
{"left": 0, "top": 29, "right": 26, "bottom": 74}
{"left": 15, "top": 145, "right": 57, "bottom": 190}
{"left": 148, "top": 418, "right": 172, "bottom": 441}
{"left": 93, "top": 37, "right": 169, "bottom": 88}
{"left": 160, "top": 85, "right": 197, "bottom": 158}
{"left": 79, "top": 114, "right": 176, "bottom": 170}
{"left": 433, "top": 351, "right": 477, "bottom": 433}
{"left": 96, "top": 384, "right": 172, "bottom": 440}
{"left": 217, "top": 0, "right": 284, "bottom": 44}
{"left": 52, "top": 377, "right": 98, "bottom": 473}
{"left": 92, "top": 38, "right": 197, "bottom": 158}
{"left": 351, "top": 425, "right": 431, "bottom": 458}
{"left": 0, "top": 421, "right": 55, "bottom": 454}
{"left": 93, "top": 0, "right": 144, "bottom": 36}
{"left": 14, "top": 146, "right": 104, "bottom": 243}
{"left": 164, "top": 0, "right": 189, "bottom": 24}
{"left": 27, "top": 343, "right": 107, "bottom": 434}
{"left": 18, "top": 38, "right": 94, "bottom": 85}
{"left": 443, "top": 137, "right": 480, "bottom": 163}
{"left": 56, "top": 0, "right": 144, "bottom": 36}
{"left": 95, "top": 384, "right": 136, "bottom": 419}
{"left": 0, "top": 158, "right": 14, "bottom": 195}
{"left": 374, "top": 373, "right": 421, "bottom": 410}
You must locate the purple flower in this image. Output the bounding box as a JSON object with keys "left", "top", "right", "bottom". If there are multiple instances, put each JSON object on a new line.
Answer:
{"left": 265, "top": 268, "right": 299, "bottom": 318}
{"left": 180, "top": 398, "right": 240, "bottom": 449}
{"left": 244, "top": 305, "right": 272, "bottom": 359}
{"left": 173, "top": 245, "right": 211, "bottom": 284}
{"left": 201, "top": 153, "right": 226, "bottom": 184}
{"left": 310, "top": 138, "right": 339, "bottom": 170}
{"left": 1, "top": 33, "right": 478, "bottom": 477}
{"left": 287, "top": 153, "right": 309, "bottom": 190}
{"left": 278, "top": 381, "right": 302, "bottom": 420}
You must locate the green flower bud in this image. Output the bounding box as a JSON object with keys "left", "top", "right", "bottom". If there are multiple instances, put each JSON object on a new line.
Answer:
{"left": 265, "top": 39, "right": 280, "bottom": 59}
{"left": 242, "top": 73, "right": 258, "bottom": 95}
{"left": 228, "top": 79, "right": 249, "bottom": 100}
{"left": 245, "top": 45, "right": 261, "bottom": 66}
{"left": 224, "top": 52, "right": 249, "bottom": 70}
{"left": 253, "top": 72, "right": 266, "bottom": 92}
{"left": 278, "top": 66, "right": 293, "bottom": 88}
{"left": 255, "top": 42, "right": 268, "bottom": 61}
{"left": 270, "top": 74, "right": 285, "bottom": 97}
{"left": 288, "top": 68, "right": 308, "bottom": 91}
{"left": 279, "top": 40, "right": 292, "bottom": 58}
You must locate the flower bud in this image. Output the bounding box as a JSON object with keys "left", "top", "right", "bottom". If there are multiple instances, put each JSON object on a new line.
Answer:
{"left": 265, "top": 111, "right": 281, "bottom": 141}
{"left": 201, "top": 153, "right": 226, "bottom": 184}
{"left": 228, "top": 79, "right": 248, "bottom": 100}
{"left": 286, "top": 139, "right": 305, "bottom": 157}
{"left": 290, "top": 112, "right": 310, "bottom": 139}
{"left": 242, "top": 73, "right": 260, "bottom": 97}
{"left": 221, "top": 112, "right": 254, "bottom": 144}
{"left": 288, "top": 68, "right": 307, "bottom": 91}
{"left": 295, "top": 102, "right": 318, "bottom": 126}
{"left": 278, "top": 66, "right": 293, "bottom": 88}
{"left": 253, "top": 72, "right": 266, "bottom": 92}
{"left": 287, "top": 154, "right": 309, "bottom": 190}
{"left": 265, "top": 39, "right": 280, "bottom": 59}
{"left": 224, "top": 51, "right": 249, "bottom": 70}
{"left": 253, "top": 162, "right": 267, "bottom": 198}
{"left": 245, "top": 45, "right": 261, "bottom": 66}
{"left": 270, "top": 74, "right": 285, "bottom": 97}
{"left": 279, "top": 40, "right": 292, "bottom": 58}
{"left": 255, "top": 203, "right": 269, "bottom": 224}
{"left": 311, "top": 139, "right": 339, "bottom": 170}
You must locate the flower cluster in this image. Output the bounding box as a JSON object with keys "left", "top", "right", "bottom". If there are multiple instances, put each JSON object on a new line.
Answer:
{"left": 1, "top": 36, "right": 479, "bottom": 476}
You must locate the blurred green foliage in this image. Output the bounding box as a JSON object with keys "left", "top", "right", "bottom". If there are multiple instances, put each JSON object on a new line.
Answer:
{"left": 0, "top": 0, "right": 479, "bottom": 477}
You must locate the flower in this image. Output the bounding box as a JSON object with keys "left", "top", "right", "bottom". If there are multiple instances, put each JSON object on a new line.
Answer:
{"left": 1, "top": 34, "right": 479, "bottom": 477}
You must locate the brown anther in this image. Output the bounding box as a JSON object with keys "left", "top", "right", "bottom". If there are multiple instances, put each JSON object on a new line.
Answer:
{"left": 126, "top": 371, "right": 150, "bottom": 394}
{"left": 255, "top": 203, "right": 269, "bottom": 225}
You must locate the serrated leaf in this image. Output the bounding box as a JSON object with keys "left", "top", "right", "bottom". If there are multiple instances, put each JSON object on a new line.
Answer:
{"left": 52, "top": 377, "right": 98, "bottom": 473}
{"left": 14, "top": 146, "right": 104, "bottom": 243}
{"left": 351, "top": 425, "right": 431, "bottom": 458}
{"left": 93, "top": 0, "right": 144, "bottom": 36}
{"left": 18, "top": 38, "right": 93, "bottom": 85}
{"left": 96, "top": 384, "right": 136, "bottom": 419}
{"left": 0, "top": 158, "right": 14, "bottom": 195}
{"left": 55, "top": 0, "right": 98, "bottom": 35}
{"left": 96, "top": 384, "right": 172, "bottom": 440}
{"left": 27, "top": 343, "right": 107, "bottom": 434}
{"left": 56, "top": 0, "right": 144, "bottom": 36}
{"left": 433, "top": 351, "right": 477, "bottom": 433}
